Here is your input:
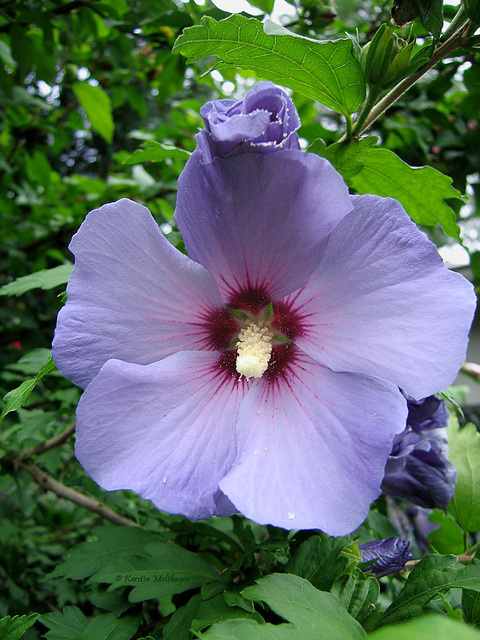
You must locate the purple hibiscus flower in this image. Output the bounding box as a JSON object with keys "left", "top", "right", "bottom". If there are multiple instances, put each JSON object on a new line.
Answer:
{"left": 52, "top": 83, "right": 476, "bottom": 535}
{"left": 382, "top": 395, "right": 457, "bottom": 510}
{"left": 360, "top": 537, "right": 412, "bottom": 578}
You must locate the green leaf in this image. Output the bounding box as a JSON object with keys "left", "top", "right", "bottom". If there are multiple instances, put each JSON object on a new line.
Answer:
{"left": 369, "top": 613, "right": 480, "bottom": 639}
{"left": 191, "top": 593, "right": 263, "bottom": 632}
{"left": 77, "top": 613, "right": 139, "bottom": 640}
{"left": 247, "top": 0, "right": 274, "bottom": 12}
{"left": 40, "top": 607, "right": 89, "bottom": 640}
{"left": 90, "top": 540, "right": 219, "bottom": 602}
{"left": 426, "top": 509, "right": 465, "bottom": 554}
{"left": 286, "top": 533, "right": 351, "bottom": 591}
{"left": 41, "top": 609, "right": 139, "bottom": 640}
{"left": 47, "top": 525, "right": 159, "bottom": 580}
{"left": 244, "top": 573, "right": 366, "bottom": 638}
{"left": 415, "top": 0, "right": 444, "bottom": 38}
{"left": 377, "top": 555, "right": 480, "bottom": 627}
{"left": 122, "top": 141, "right": 190, "bottom": 165}
{"left": 463, "top": 588, "right": 480, "bottom": 625}
{"left": 173, "top": 15, "right": 365, "bottom": 115}
{"left": 448, "top": 423, "right": 480, "bottom": 532}
{"left": 349, "top": 146, "right": 461, "bottom": 238}
{"left": 203, "top": 574, "right": 365, "bottom": 638}
{"left": 0, "top": 614, "right": 40, "bottom": 640}
{"left": 0, "top": 263, "right": 73, "bottom": 297}
{"left": 0, "top": 356, "right": 56, "bottom": 424}
{"left": 309, "top": 136, "right": 377, "bottom": 181}
{"left": 72, "top": 82, "right": 114, "bottom": 143}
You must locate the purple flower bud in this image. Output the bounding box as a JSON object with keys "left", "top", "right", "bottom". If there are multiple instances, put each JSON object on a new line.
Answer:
{"left": 196, "top": 81, "right": 301, "bottom": 161}
{"left": 360, "top": 536, "right": 412, "bottom": 578}
{"left": 382, "top": 396, "right": 456, "bottom": 510}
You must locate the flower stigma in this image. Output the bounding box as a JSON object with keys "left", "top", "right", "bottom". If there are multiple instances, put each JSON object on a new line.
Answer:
{"left": 236, "top": 320, "right": 274, "bottom": 379}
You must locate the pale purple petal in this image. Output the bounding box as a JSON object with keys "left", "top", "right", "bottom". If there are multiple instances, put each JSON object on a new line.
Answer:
{"left": 52, "top": 199, "right": 230, "bottom": 389}
{"left": 219, "top": 349, "right": 407, "bottom": 535}
{"left": 175, "top": 151, "right": 352, "bottom": 304}
{"left": 287, "top": 195, "right": 476, "bottom": 398}
{"left": 197, "top": 81, "right": 300, "bottom": 160}
{"left": 75, "top": 352, "right": 249, "bottom": 520}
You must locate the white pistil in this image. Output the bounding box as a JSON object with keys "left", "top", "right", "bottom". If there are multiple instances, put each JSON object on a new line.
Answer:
{"left": 236, "top": 320, "right": 274, "bottom": 380}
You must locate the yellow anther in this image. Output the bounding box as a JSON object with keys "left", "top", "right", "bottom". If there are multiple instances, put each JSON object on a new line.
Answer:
{"left": 236, "top": 320, "right": 274, "bottom": 379}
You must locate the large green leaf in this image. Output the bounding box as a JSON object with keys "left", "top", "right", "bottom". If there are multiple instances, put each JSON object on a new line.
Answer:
{"left": 41, "top": 608, "right": 139, "bottom": 640}
{"left": 0, "top": 614, "right": 40, "bottom": 640}
{"left": 448, "top": 423, "right": 480, "bottom": 532}
{"left": 350, "top": 146, "right": 461, "bottom": 238}
{"left": 369, "top": 614, "right": 480, "bottom": 639}
{"left": 203, "top": 573, "right": 366, "bottom": 638}
{"left": 173, "top": 15, "right": 365, "bottom": 115}
{"left": 72, "top": 81, "right": 114, "bottom": 143}
{"left": 0, "top": 263, "right": 73, "bottom": 297}
{"left": 377, "top": 555, "right": 480, "bottom": 627}
{"left": 47, "top": 525, "right": 159, "bottom": 581}
{"left": 90, "top": 540, "right": 220, "bottom": 602}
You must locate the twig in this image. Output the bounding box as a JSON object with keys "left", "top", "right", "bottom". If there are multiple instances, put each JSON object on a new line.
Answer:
{"left": 19, "top": 461, "right": 139, "bottom": 528}
{"left": 20, "top": 422, "right": 77, "bottom": 460}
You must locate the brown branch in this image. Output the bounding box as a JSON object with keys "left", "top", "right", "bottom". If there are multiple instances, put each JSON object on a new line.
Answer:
{"left": 20, "top": 422, "right": 77, "bottom": 460}
{"left": 19, "top": 461, "right": 138, "bottom": 527}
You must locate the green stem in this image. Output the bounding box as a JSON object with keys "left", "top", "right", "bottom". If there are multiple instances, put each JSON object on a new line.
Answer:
{"left": 350, "top": 87, "right": 381, "bottom": 139}
{"left": 344, "top": 111, "right": 353, "bottom": 139}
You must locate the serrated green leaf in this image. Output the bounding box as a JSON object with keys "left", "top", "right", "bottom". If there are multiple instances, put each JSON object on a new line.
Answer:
{"left": 72, "top": 81, "right": 114, "bottom": 143}
{"left": 40, "top": 606, "right": 89, "bottom": 640}
{"left": 427, "top": 509, "right": 465, "bottom": 554}
{"left": 448, "top": 423, "right": 480, "bottom": 532}
{"left": 0, "top": 263, "right": 73, "bottom": 297}
{"left": 350, "top": 147, "right": 461, "bottom": 238}
{"left": 202, "top": 574, "right": 366, "bottom": 638}
{"left": 243, "top": 573, "right": 366, "bottom": 638}
{"left": 173, "top": 15, "right": 365, "bottom": 115}
{"left": 47, "top": 525, "right": 159, "bottom": 581}
{"left": 77, "top": 613, "right": 139, "bottom": 640}
{"left": 309, "top": 136, "right": 378, "bottom": 181}
{"left": 377, "top": 555, "right": 480, "bottom": 627}
{"left": 90, "top": 540, "right": 219, "bottom": 602}
{"left": 0, "top": 356, "right": 56, "bottom": 424}
{"left": 0, "top": 613, "right": 40, "bottom": 640}
{"left": 369, "top": 613, "right": 480, "bottom": 639}
{"left": 123, "top": 141, "right": 190, "bottom": 165}
{"left": 286, "top": 533, "right": 351, "bottom": 591}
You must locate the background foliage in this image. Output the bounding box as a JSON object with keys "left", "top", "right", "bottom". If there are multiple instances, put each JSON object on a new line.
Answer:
{"left": 1, "top": 0, "right": 480, "bottom": 638}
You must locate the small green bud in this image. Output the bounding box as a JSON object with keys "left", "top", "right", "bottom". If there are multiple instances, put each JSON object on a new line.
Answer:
{"left": 361, "top": 24, "right": 414, "bottom": 90}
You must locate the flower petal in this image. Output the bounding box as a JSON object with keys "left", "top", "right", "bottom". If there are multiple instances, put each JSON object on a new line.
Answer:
{"left": 175, "top": 151, "right": 352, "bottom": 303}
{"left": 219, "top": 349, "right": 407, "bottom": 535}
{"left": 52, "top": 199, "right": 226, "bottom": 389}
{"left": 75, "top": 352, "right": 249, "bottom": 520}
{"left": 288, "top": 195, "right": 476, "bottom": 398}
